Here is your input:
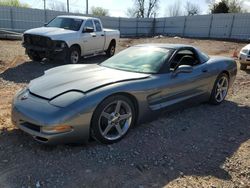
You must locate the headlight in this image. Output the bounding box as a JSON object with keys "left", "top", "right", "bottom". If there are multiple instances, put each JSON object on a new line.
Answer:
{"left": 55, "top": 41, "right": 67, "bottom": 48}
{"left": 41, "top": 125, "right": 72, "bottom": 134}
{"left": 49, "top": 91, "right": 85, "bottom": 107}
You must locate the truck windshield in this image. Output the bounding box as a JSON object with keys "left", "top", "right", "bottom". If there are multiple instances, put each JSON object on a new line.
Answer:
{"left": 100, "top": 47, "right": 170, "bottom": 74}
{"left": 46, "top": 17, "right": 83, "bottom": 31}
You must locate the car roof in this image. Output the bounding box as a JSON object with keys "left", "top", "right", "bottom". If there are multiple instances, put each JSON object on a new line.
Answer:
{"left": 57, "top": 15, "right": 98, "bottom": 20}
{"left": 134, "top": 43, "right": 195, "bottom": 50}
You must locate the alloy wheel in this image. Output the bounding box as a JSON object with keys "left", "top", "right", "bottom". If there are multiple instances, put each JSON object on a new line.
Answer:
{"left": 98, "top": 100, "right": 132, "bottom": 141}
{"left": 215, "top": 76, "right": 229, "bottom": 102}
{"left": 71, "top": 50, "right": 79, "bottom": 64}
{"left": 110, "top": 46, "right": 115, "bottom": 56}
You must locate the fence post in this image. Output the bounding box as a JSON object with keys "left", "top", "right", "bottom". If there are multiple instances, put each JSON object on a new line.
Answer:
{"left": 136, "top": 18, "right": 138, "bottom": 37}
{"left": 152, "top": 17, "right": 156, "bottom": 37}
{"left": 44, "top": 9, "right": 47, "bottom": 23}
{"left": 229, "top": 14, "right": 235, "bottom": 39}
{"left": 182, "top": 16, "right": 187, "bottom": 37}
{"left": 10, "top": 7, "right": 14, "bottom": 30}
{"left": 163, "top": 17, "right": 167, "bottom": 35}
{"left": 118, "top": 17, "right": 121, "bottom": 31}
{"left": 208, "top": 14, "right": 213, "bottom": 38}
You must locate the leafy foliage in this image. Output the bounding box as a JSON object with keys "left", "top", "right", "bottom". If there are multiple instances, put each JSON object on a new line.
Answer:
{"left": 91, "top": 6, "right": 109, "bottom": 16}
{"left": 209, "top": 0, "right": 245, "bottom": 14}
{"left": 0, "top": 0, "right": 29, "bottom": 8}
{"left": 211, "top": 0, "right": 229, "bottom": 13}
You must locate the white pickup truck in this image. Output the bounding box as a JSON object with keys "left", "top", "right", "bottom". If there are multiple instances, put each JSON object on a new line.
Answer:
{"left": 239, "top": 44, "right": 250, "bottom": 70}
{"left": 22, "top": 15, "right": 120, "bottom": 64}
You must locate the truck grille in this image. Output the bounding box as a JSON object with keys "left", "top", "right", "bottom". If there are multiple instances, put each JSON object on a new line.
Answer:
{"left": 23, "top": 34, "right": 53, "bottom": 48}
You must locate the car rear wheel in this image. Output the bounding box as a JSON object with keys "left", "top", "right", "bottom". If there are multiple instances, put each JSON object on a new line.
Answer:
{"left": 91, "top": 95, "right": 136, "bottom": 144}
{"left": 209, "top": 73, "right": 229, "bottom": 105}
{"left": 68, "top": 46, "right": 81, "bottom": 64}
{"left": 27, "top": 51, "right": 43, "bottom": 62}
{"left": 240, "top": 64, "right": 247, "bottom": 70}
{"left": 105, "top": 41, "right": 116, "bottom": 57}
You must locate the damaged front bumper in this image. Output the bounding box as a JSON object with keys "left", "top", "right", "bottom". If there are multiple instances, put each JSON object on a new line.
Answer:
{"left": 22, "top": 40, "right": 69, "bottom": 60}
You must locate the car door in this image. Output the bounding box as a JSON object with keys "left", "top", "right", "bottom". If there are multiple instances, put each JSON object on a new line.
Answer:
{"left": 151, "top": 48, "right": 211, "bottom": 110}
{"left": 80, "top": 19, "right": 96, "bottom": 55}
{"left": 93, "top": 19, "right": 105, "bottom": 52}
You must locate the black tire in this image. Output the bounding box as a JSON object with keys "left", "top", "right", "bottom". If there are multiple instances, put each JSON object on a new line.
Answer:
{"left": 105, "top": 41, "right": 116, "bottom": 57}
{"left": 240, "top": 64, "right": 247, "bottom": 70}
{"left": 209, "top": 73, "right": 229, "bottom": 105}
{"left": 67, "top": 46, "right": 81, "bottom": 64}
{"left": 27, "top": 51, "right": 43, "bottom": 62}
{"left": 91, "top": 95, "right": 136, "bottom": 144}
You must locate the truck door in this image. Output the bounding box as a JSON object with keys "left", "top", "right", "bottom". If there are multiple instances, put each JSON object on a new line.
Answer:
{"left": 80, "top": 19, "right": 96, "bottom": 55}
{"left": 93, "top": 19, "right": 105, "bottom": 52}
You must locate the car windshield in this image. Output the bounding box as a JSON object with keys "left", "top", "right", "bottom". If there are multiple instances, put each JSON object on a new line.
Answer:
{"left": 101, "top": 47, "right": 170, "bottom": 74}
{"left": 46, "top": 17, "right": 83, "bottom": 31}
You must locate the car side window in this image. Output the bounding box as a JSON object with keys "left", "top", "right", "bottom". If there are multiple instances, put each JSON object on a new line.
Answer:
{"left": 84, "top": 20, "right": 94, "bottom": 29}
{"left": 94, "top": 20, "right": 102, "bottom": 32}
{"left": 170, "top": 49, "right": 200, "bottom": 70}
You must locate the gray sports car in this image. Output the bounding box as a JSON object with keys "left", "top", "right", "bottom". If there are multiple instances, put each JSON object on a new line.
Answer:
{"left": 12, "top": 44, "right": 237, "bottom": 144}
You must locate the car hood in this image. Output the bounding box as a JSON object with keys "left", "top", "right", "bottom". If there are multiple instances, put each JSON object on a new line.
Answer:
{"left": 29, "top": 64, "right": 149, "bottom": 99}
{"left": 24, "top": 27, "right": 77, "bottom": 38}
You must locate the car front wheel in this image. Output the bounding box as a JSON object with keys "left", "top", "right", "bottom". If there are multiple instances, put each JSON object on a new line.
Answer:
{"left": 67, "top": 46, "right": 81, "bottom": 64}
{"left": 91, "top": 95, "right": 136, "bottom": 144}
{"left": 209, "top": 73, "right": 229, "bottom": 105}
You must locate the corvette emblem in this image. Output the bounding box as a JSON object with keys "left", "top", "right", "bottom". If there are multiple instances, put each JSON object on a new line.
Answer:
{"left": 20, "top": 93, "right": 28, "bottom": 100}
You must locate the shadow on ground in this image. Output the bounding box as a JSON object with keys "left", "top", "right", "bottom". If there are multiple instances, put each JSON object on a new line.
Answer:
{"left": 0, "top": 55, "right": 108, "bottom": 83}
{"left": 0, "top": 101, "right": 249, "bottom": 187}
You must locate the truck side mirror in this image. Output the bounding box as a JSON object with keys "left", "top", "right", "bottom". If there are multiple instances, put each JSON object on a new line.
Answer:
{"left": 83, "top": 27, "right": 94, "bottom": 33}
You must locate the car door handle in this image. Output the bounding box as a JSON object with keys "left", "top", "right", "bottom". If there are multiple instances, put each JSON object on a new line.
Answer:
{"left": 92, "top": 34, "right": 96, "bottom": 37}
{"left": 202, "top": 69, "right": 208, "bottom": 73}
{"left": 101, "top": 34, "right": 104, "bottom": 36}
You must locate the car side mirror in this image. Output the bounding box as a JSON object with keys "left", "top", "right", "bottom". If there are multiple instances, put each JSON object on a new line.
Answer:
{"left": 44, "top": 23, "right": 48, "bottom": 26}
{"left": 172, "top": 65, "right": 193, "bottom": 77}
{"left": 83, "top": 27, "right": 94, "bottom": 33}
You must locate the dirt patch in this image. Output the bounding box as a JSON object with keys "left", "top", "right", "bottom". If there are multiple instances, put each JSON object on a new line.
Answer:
{"left": 0, "top": 37, "right": 249, "bottom": 188}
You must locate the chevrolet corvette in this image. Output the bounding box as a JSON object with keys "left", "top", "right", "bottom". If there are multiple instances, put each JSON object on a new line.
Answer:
{"left": 12, "top": 44, "right": 237, "bottom": 144}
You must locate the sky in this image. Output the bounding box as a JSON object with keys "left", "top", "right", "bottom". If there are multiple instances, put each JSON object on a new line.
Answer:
{"left": 19, "top": 0, "right": 250, "bottom": 17}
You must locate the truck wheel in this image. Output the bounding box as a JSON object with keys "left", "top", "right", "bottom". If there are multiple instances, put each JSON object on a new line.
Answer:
{"left": 27, "top": 51, "right": 43, "bottom": 62}
{"left": 240, "top": 64, "right": 247, "bottom": 70}
{"left": 106, "top": 41, "right": 116, "bottom": 57}
{"left": 68, "top": 46, "right": 81, "bottom": 64}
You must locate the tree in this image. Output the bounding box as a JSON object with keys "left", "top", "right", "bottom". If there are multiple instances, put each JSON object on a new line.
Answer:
{"left": 211, "top": 0, "right": 229, "bottom": 13}
{"left": 184, "top": 1, "right": 201, "bottom": 16}
{"left": 208, "top": 0, "right": 245, "bottom": 13}
{"left": 227, "top": 0, "right": 243, "bottom": 13}
{"left": 91, "top": 6, "right": 109, "bottom": 16}
{"left": 126, "top": 0, "right": 160, "bottom": 18}
{"left": 0, "top": 0, "right": 29, "bottom": 8}
{"left": 166, "top": 0, "right": 182, "bottom": 17}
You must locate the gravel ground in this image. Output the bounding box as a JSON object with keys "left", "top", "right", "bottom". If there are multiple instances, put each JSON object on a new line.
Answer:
{"left": 0, "top": 37, "right": 249, "bottom": 188}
